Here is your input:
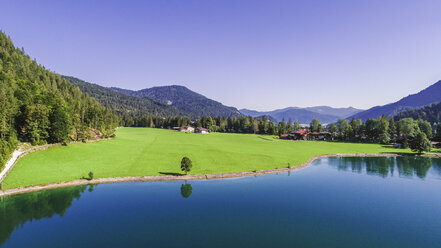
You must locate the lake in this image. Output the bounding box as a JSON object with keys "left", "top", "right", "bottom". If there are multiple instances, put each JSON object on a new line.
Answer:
{"left": 1, "top": 156, "right": 441, "bottom": 248}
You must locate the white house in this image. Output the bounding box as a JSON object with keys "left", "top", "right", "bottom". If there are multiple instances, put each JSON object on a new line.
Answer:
{"left": 174, "top": 126, "right": 195, "bottom": 132}
{"left": 195, "top": 127, "right": 209, "bottom": 134}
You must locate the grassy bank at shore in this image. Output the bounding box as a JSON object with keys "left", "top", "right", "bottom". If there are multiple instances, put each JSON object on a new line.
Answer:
{"left": 2, "top": 127, "right": 435, "bottom": 189}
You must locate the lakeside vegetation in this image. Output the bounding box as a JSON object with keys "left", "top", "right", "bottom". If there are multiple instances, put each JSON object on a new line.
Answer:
{"left": 3, "top": 127, "right": 434, "bottom": 190}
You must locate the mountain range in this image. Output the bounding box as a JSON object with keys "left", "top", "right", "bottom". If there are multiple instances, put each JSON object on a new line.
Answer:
{"left": 240, "top": 106, "right": 363, "bottom": 124}
{"left": 67, "top": 74, "right": 441, "bottom": 125}
{"left": 110, "top": 85, "right": 241, "bottom": 117}
{"left": 349, "top": 80, "right": 441, "bottom": 121}
{"left": 68, "top": 76, "right": 441, "bottom": 125}
{"left": 64, "top": 76, "right": 191, "bottom": 118}
{"left": 66, "top": 76, "right": 365, "bottom": 123}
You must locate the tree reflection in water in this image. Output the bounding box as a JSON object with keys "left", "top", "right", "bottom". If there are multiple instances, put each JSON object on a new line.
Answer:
{"left": 180, "top": 182, "right": 193, "bottom": 199}
{"left": 328, "top": 156, "right": 436, "bottom": 179}
{"left": 0, "top": 184, "right": 94, "bottom": 246}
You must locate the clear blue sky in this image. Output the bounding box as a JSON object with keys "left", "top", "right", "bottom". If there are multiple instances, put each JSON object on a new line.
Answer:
{"left": 2, "top": 0, "right": 441, "bottom": 111}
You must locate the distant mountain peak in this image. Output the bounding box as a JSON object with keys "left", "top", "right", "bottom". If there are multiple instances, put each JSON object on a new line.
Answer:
{"left": 111, "top": 85, "right": 241, "bottom": 118}
{"left": 240, "top": 106, "right": 363, "bottom": 124}
{"left": 66, "top": 77, "right": 190, "bottom": 118}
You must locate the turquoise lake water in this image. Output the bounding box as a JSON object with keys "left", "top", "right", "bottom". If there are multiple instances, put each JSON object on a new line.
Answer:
{"left": 1, "top": 156, "right": 441, "bottom": 247}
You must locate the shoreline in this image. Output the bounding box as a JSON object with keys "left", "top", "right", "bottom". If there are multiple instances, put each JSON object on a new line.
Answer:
{"left": 2, "top": 152, "right": 440, "bottom": 197}
{"left": 0, "top": 138, "right": 112, "bottom": 184}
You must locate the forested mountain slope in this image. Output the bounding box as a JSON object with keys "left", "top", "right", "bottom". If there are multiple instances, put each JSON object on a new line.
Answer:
{"left": 111, "top": 85, "right": 241, "bottom": 117}
{"left": 350, "top": 80, "right": 441, "bottom": 121}
{"left": 394, "top": 102, "right": 441, "bottom": 124}
{"left": 64, "top": 76, "right": 192, "bottom": 119}
{"left": 0, "top": 32, "right": 119, "bottom": 170}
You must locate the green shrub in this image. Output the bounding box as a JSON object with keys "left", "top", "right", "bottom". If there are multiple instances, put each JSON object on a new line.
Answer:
{"left": 88, "top": 171, "right": 94, "bottom": 180}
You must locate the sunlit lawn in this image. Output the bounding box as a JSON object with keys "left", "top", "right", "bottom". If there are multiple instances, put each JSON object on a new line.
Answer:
{"left": 3, "top": 127, "right": 429, "bottom": 189}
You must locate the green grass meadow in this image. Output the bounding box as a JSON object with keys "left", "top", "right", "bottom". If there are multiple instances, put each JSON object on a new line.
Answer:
{"left": 2, "top": 127, "right": 421, "bottom": 189}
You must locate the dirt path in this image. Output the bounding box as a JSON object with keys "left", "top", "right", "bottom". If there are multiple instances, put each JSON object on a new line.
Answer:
{"left": 0, "top": 149, "right": 25, "bottom": 183}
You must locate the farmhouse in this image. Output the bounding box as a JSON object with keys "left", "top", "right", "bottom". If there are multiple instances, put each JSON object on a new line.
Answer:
{"left": 280, "top": 134, "right": 289, "bottom": 139}
{"left": 279, "top": 130, "right": 332, "bottom": 141}
{"left": 307, "top": 132, "right": 332, "bottom": 141}
{"left": 195, "top": 127, "right": 210, "bottom": 134}
{"left": 279, "top": 129, "right": 308, "bottom": 140}
{"left": 173, "top": 126, "right": 195, "bottom": 132}
{"left": 290, "top": 129, "right": 309, "bottom": 140}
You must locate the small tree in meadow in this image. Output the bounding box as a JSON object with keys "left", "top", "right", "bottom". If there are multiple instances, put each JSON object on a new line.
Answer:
{"left": 181, "top": 157, "right": 192, "bottom": 175}
{"left": 88, "top": 171, "right": 94, "bottom": 180}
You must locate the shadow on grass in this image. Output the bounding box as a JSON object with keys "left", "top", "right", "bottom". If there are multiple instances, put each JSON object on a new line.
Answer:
{"left": 257, "top": 136, "right": 274, "bottom": 141}
{"left": 380, "top": 144, "right": 396, "bottom": 148}
{"left": 159, "top": 172, "right": 183, "bottom": 176}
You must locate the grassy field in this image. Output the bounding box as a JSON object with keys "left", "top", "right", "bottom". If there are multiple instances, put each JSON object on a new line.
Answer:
{"left": 2, "top": 127, "right": 426, "bottom": 189}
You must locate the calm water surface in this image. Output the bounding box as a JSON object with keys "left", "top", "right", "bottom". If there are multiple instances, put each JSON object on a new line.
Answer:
{"left": 1, "top": 157, "right": 441, "bottom": 248}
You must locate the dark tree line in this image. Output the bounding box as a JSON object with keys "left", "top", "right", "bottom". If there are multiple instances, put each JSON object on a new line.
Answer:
{"left": 327, "top": 116, "right": 433, "bottom": 152}
{"left": 394, "top": 102, "right": 441, "bottom": 142}
{"left": 129, "top": 115, "right": 303, "bottom": 135}
{"left": 327, "top": 116, "right": 433, "bottom": 144}
{"left": 0, "top": 32, "right": 119, "bottom": 170}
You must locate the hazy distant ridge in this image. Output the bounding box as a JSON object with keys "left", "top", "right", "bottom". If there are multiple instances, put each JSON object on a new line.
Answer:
{"left": 349, "top": 80, "right": 441, "bottom": 121}
{"left": 240, "top": 106, "right": 362, "bottom": 124}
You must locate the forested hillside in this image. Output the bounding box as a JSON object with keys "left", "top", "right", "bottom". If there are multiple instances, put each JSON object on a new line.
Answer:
{"left": 349, "top": 80, "right": 441, "bottom": 121}
{"left": 64, "top": 76, "right": 193, "bottom": 122}
{"left": 0, "top": 32, "right": 119, "bottom": 170}
{"left": 111, "top": 85, "right": 241, "bottom": 117}
{"left": 394, "top": 102, "right": 441, "bottom": 124}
